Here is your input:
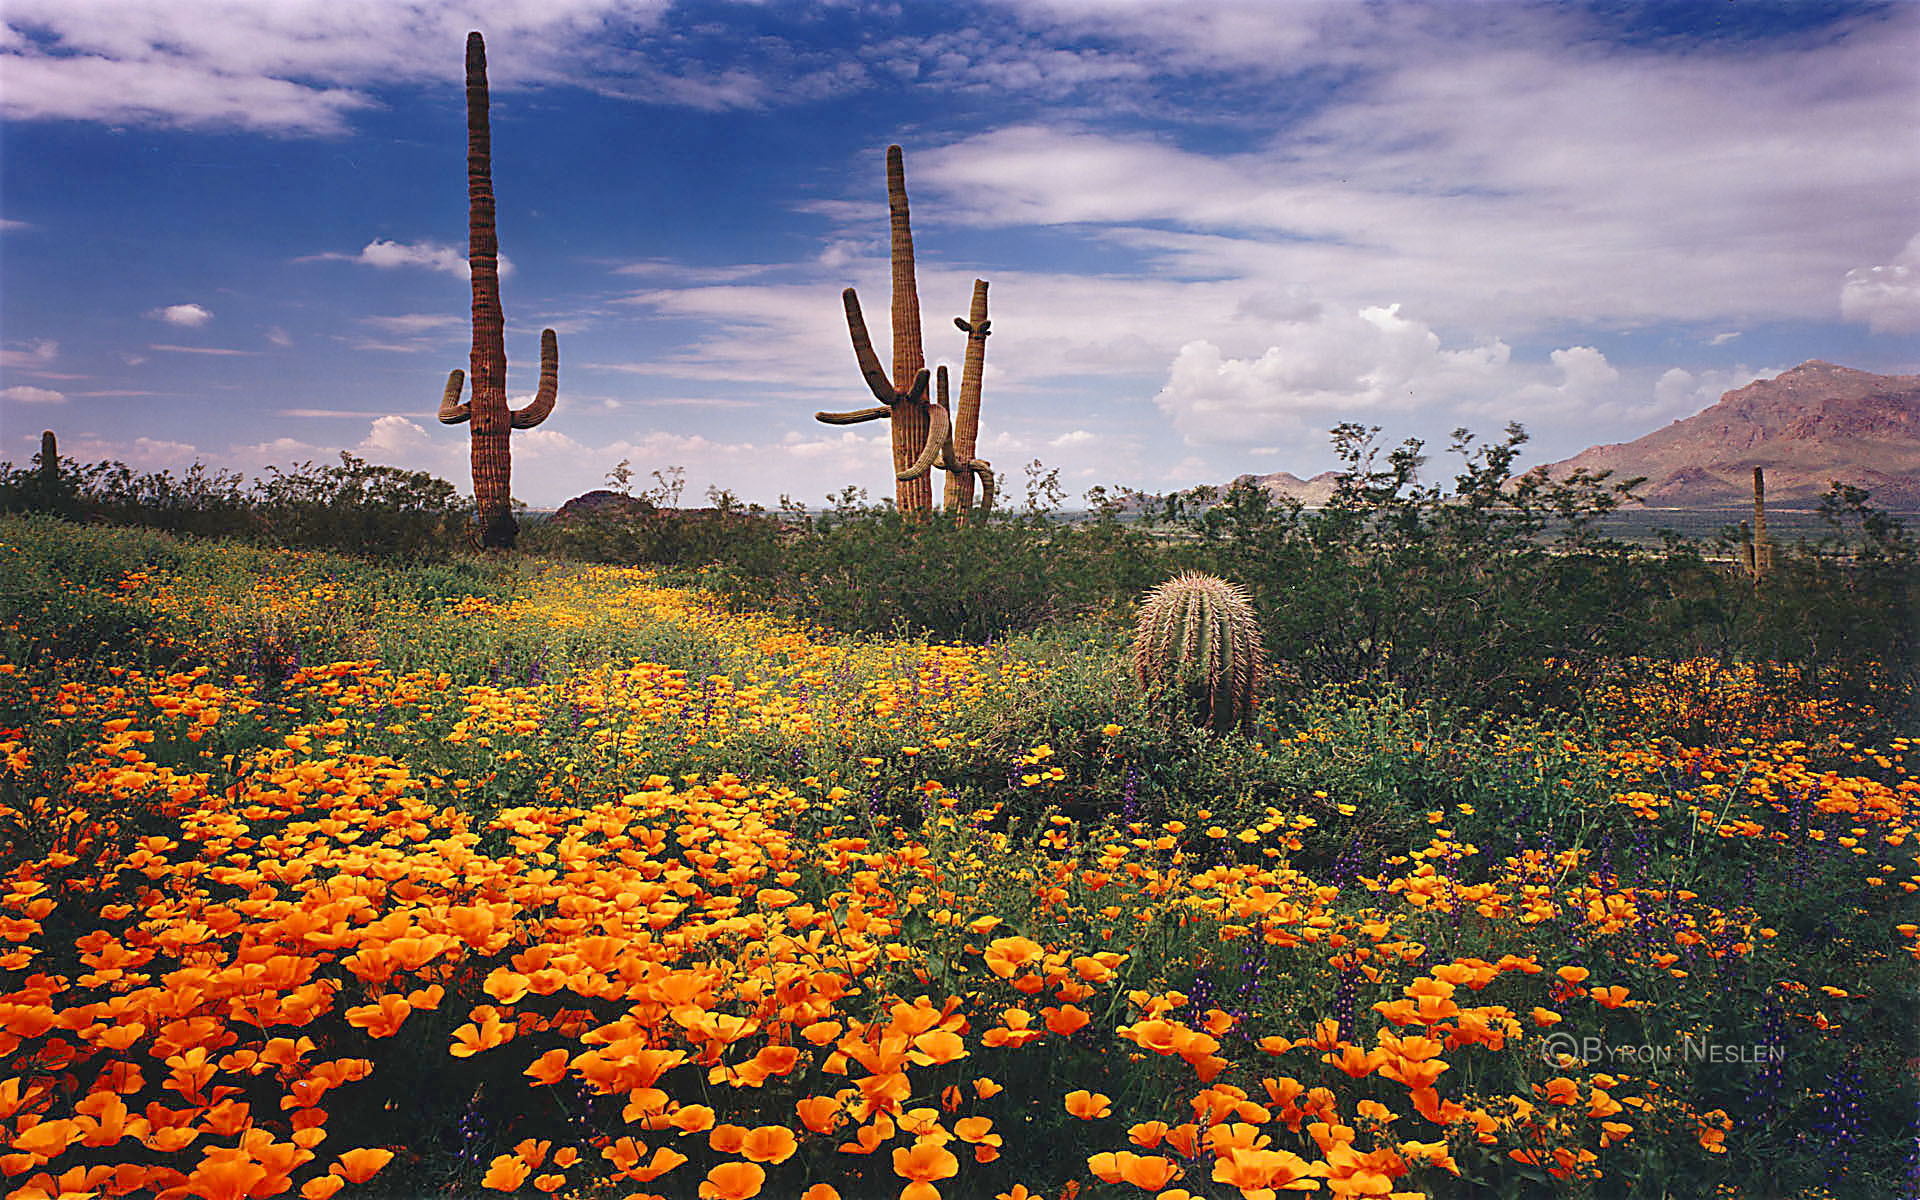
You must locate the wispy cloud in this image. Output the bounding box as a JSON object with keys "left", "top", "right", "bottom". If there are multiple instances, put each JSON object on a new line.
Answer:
{"left": 149, "top": 343, "right": 257, "bottom": 356}
{"left": 0, "top": 1, "right": 675, "bottom": 135}
{"left": 361, "top": 313, "right": 465, "bottom": 334}
{"left": 303, "top": 239, "right": 505, "bottom": 278}
{"left": 1842, "top": 233, "right": 1920, "bottom": 334}
{"left": 0, "top": 339, "right": 59, "bottom": 370}
{"left": 1, "top": 384, "right": 66, "bottom": 405}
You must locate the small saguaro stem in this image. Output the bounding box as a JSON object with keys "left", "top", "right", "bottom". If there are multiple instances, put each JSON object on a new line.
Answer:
{"left": 1751, "top": 466, "right": 1770, "bottom": 580}
{"left": 38, "top": 431, "right": 57, "bottom": 494}
{"left": 943, "top": 280, "right": 992, "bottom": 516}
{"left": 436, "top": 30, "right": 558, "bottom": 550}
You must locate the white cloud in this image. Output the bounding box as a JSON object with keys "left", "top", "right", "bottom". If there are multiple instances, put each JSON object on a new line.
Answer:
{"left": 1152, "top": 303, "right": 1515, "bottom": 445}
{"left": 150, "top": 344, "right": 256, "bottom": 356}
{"left": 912, "top": 17, "right": 1919, "bottom": 333}
{"left": 1651, "top": 364, "right": 1785, "bottom": 422}
{"left": 362, "top": 313, "right": 466, "bottom": 334}
{"left": 0, "top": 1, "right": 674, "bottom": 134}
{"left": 1841, "top": 234, "right": 1920, "bottom": 334}
{"left": 1708, "top": 331, "right": 1742, "bottom": 346}
{"left": 0, "top": 218, "right": 31, "bottom": 232}
{"left": 0, "top": 339, "right": 58, "bottom": 369}
{"left": 148, "top": 302, "right": 212, "bottom": 327}
{"left": 266, "top": 326, "right": 293, "bottom": 347}
{"left": 1, "top": 384, "right": 65, "bottom": 405}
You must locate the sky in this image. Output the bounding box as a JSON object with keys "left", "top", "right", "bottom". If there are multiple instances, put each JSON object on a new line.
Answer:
{"left": 2, "top": 0, "right": 1918, "bottom": 511}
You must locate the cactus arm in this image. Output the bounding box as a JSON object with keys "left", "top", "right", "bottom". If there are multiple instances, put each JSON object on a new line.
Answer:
{"left": 935, "top": 366, "right": 962, "bottom": 471}
{"left": 438, "top": 369, "right": 471, "bottom": 424}
{"left": 903, "top": 367, "right": 930, "bottom": 404}
{"left": 508, "top": 329, "right": 558, "bottom": 429}
{"left": 971, "top": 461, "right": 994, "bottom": 514}
{"left": 843, "top": 288, "right": 896, "bottom": 406}
{"left": 899, "top": 397, "right": 951, "bottom": 481}
{"left": 816, "top": 406, "right": 893, "bottom": 425}
{"left": 945, "top": 280, "right": 991, "bottom": 515}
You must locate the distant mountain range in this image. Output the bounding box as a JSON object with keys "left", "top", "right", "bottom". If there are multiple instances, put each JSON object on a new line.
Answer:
{"left": 1547, "top": 361, "right": 1920, "bottom": 507}
{"left": 1230, "top": 360, "right": 1920, "bottom": 509}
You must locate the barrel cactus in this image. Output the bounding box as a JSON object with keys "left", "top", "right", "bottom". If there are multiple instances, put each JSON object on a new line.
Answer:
{"left": 1130, "top": 572, "right": 1264, "bottom": 732}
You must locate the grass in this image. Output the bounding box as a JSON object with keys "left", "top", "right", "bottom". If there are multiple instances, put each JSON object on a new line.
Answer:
{"left": 0, "top": 514, "right": 1914, "bottom": 1200}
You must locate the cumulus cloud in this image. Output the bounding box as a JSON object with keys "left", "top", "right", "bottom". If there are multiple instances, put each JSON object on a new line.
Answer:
{"left": 148, "top": 303, "right": 212, "bottom": 327}
{"left": 1, "top": 384, "right": 65, "bottom": 404}
{"left": 1153, "top": 303, "right": 1515, "bottom": 444}
{"left": 1652, "top": 365, "right": 1785, "bottom": 421}
{"left": 1841, "top": 234, "right": 1920, "bottom": 334}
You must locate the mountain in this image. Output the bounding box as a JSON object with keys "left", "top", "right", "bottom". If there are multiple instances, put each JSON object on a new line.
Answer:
{"left": 1548, "top": 361, "right": 1920, "bottom": 507}
{"left": 1228, "top": 469, "right": 1344, "bottom": 507}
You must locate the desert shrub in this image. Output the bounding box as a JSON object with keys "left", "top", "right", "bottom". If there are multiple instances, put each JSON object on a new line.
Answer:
{"left": 0, "top": 451, "right": 474, "bottom": 559}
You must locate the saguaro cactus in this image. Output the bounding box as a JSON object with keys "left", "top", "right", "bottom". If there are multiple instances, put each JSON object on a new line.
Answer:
{"left": 1130, "top": 572, "right": 1264, "bottom": 733}
{"left": 436, "top": 30, "right": 557, "bottom": 549}
{"left": 817, "top": 144, "right": 948, "bottom": 512}
{"left": 37, "top": 431, "right": 57, "bottom": 496}
{"left": 1750, "top": 466, "right": 1771, "bottom": 580}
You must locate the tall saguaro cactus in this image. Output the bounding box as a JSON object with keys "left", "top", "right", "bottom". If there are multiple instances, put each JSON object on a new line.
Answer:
{"left": 817, "top": 146, "right": 993, "bottom": 515}
{"left": 437, "top": 30, "right": 557, "bottom": 550}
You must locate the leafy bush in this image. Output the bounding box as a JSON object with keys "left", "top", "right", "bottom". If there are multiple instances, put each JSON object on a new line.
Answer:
{"left": 0, "top": 450, "right": 473, "bottom": 559}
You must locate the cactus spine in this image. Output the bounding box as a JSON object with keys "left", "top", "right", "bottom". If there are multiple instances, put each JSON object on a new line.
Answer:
{"left": 436, "top": 30, "right": 557, "bottom": 549}
{"left": 1130, "top": 572, "right": 1264, "bottom": 733}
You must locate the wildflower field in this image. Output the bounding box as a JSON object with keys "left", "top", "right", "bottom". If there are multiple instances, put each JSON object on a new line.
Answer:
{"left": 1, "top": 515, "right": 1915, "bottom": 1200}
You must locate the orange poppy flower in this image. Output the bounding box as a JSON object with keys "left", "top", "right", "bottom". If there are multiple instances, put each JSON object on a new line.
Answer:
{"left": 1065, "top": 1090, "right": 1112, "bottom": 1119}
{"left": 699, "top": 1162, "right": 766, "bottom": 1200}
{"left": 628, "top": 1146, "right": 690, "bottom": 1182}
{"left": 740, "top": 1126, "right": 798, "bottom": 1165}
{"left": 797, "top": 1096, "right": 844, "bottom": 1135}
{"left": 1121, "top": 1154, "right": 1181, "bottom": 1190}
{"left": 893, "top": 1141, "right": 960, "bottom": 1200}
{"left": 1043, "top": 1006, "right": 1091, "bottom": 1036}
{"left": 983, "top": 936, "right": 1044, "bottom": 979}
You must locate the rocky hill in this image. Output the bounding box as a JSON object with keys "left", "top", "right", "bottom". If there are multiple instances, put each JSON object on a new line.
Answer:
{"left": 1547, "top": 360, "right": 1920, "bottom": 507}
{"left": 1226, "top": 469, "right": 1344, "bottom": 507}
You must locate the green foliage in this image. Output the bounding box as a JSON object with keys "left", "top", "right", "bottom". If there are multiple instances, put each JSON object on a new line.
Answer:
{"left": 0, "top": 450, "right": 474, "bottom": 559}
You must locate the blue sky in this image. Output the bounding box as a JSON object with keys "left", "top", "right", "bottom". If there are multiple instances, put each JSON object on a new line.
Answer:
{"left": 3, "top": 0, "right": 1917, "bottom": 509}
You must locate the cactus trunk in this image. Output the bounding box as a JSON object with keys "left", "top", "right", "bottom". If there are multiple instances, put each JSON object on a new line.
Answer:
{"left": 885, "top": 146, "right": 931, "bottom": 513}
{"left": 1751, "top": 466, "right": 1770, "bottom": 580}
{"left": 439, "top": 31, "right": 558, "bottom": 550}
{"left": 466, "top": 31, "right": 513, "bottom": 546}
